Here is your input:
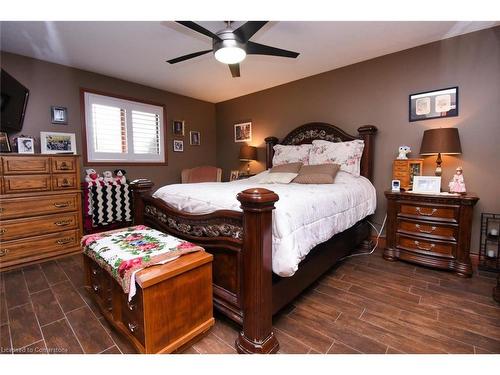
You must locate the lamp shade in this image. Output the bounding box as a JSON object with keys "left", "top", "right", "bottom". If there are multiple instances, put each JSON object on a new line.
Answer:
{"left": 420, "top": 128, "right": 462, "bottom": 155}
{"left": 239, "top": 145, "right": 257, "bottom": 161}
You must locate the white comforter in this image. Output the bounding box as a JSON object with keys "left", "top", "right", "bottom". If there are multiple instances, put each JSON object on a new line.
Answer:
{"left": 153, "top": 171, "right": 376, "bottom": 277}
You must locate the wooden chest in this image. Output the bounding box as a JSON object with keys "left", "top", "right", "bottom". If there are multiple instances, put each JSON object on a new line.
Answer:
{"left": 0, "top": 154, "right": 83, "bottom": 271}
{"left": 384, "top": 190, "right": 479, "bottom": 277}
{"left": 392, "top": 158, "right": 423, "bottom": 191}
{"left": 84, "top": 251, "right": 215, "bottom": 354}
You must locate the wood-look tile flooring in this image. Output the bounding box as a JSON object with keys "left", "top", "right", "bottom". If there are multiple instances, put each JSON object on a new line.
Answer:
{"left": 1, "top": 249, "right": 499, "bottom": 354}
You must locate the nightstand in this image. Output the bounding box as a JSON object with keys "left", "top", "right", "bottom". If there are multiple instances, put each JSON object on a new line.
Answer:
{"left": 384, "top": 190, "right": 479, "bottom": 277}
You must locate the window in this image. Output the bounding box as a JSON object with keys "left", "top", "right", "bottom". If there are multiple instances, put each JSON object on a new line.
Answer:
{"left": 83, "top": 90, "right": 166, "bottom": 164}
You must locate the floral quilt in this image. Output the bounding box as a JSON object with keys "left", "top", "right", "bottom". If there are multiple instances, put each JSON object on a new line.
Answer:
{"left": 81, "top": 225, "right": 203, "bottom": 299}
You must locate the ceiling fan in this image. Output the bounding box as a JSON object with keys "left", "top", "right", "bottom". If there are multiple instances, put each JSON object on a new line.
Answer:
{"left": 167, "top": 21, "right": 300, "bottom": 78}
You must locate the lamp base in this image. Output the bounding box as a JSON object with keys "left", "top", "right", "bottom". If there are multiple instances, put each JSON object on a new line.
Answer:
{"left": 435, "top": 153, "right": 442, "bottom": 176}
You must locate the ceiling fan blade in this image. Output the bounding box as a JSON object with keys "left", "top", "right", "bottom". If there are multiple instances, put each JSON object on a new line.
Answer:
{"left": 233, "top": 21, "right": 268, "bottom": 42}
{"left": 228, "top": 63, "right": 240, "bottom": 78}
{"left": 176, "top": 21, "right": 221, "bottom": 41}
{"left": 166, "top": 49, "right": 212, "bottom": 64}
{"left": 246, "top": 41, "right": 299, "bottom": 58}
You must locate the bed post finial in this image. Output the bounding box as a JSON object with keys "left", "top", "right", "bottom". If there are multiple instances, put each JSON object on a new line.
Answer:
{"left": 130, "top": 179, "right": 154, "bottom": 225}
{"left": 236, "top": 188, "right": 280, "bottom": 354}
{"left": 264, "top": 136, "right": 278, "bottom": 169}
{"left": 358, "top": 125, "right": 378, "bottom": 181}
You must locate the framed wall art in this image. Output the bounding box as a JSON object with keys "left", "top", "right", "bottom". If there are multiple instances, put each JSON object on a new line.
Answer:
{"left": 51, "top": 106, "right": 68, "bottom": 124}
{"left": 173, "top": 139, "right": 184, "bottom": 152}
{"left": 234, "top": 122, "right": 252, "bottom": 143}
{"left": 409, "top": 87, "right": 458, "bottom": 122}
{"left": 190, "top": 131, "right": 201, "bottom": 146}
{"left": 40, "top": 131, "right": 77, "bottom": 154}
{"left": 173, "top": 120, "right": 185, "bottom": 136}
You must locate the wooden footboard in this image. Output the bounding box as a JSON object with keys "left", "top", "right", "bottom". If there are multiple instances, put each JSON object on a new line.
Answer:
{"left": 131, "top": 180, "right": 279, "bottom": 353}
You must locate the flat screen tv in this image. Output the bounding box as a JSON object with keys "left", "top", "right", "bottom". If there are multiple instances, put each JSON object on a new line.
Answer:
{"left": 1, "top": 69, "right": 29, "bottom": 132}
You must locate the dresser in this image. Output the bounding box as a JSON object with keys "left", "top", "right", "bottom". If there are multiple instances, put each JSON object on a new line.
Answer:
{"left": 0, "top": 154, "right": 83, "bottom": 271}
{"left": 384, "top": 191, "right": 479, "bottom": 277}
{"left": 392, "top": 158, "right": 423, "bottom": 191}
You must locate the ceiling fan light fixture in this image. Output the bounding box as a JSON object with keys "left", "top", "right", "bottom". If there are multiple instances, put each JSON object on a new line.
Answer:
{"left": 214, "top": 40, "right": 246, "bottom": 64}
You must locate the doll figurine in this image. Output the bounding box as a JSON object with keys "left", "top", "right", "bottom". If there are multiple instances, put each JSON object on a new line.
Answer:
{"left": 397, "top": 145, "right": 411, "bottom": 159}
{"left": 449, "top": 166, "right": 466, "bottom": 193}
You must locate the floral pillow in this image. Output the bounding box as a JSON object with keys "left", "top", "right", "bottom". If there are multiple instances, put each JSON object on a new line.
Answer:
{"left": 272, "top": 144, "right": 312, "bottom": 166}
{"left": 309, "top": 139, "right": 365, "bottom": 176}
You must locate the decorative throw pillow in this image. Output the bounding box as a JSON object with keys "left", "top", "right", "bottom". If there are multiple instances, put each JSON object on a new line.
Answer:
{"left": 269, "top": 162, "right": 303, "bottom": 174}
{"left": 293, "top": 164, "right": 340, "bottom": 184}
{"left": 309, "top": 139, "right": 364, "bottom": 176}
{"left": 272, "top": 144, "right": 311, "bottom": 166}
{"left": 257, "top": 172, "right": 298, "bottom": 184}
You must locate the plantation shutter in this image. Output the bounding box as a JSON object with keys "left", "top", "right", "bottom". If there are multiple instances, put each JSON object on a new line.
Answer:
{"left": 84, "top": 91, "right": 165, "bottom": 163}
{"left": 132, "top": 110, "right": 160, "bottom": 155}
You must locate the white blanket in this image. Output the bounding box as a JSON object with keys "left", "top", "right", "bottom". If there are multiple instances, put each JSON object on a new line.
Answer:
{"left": 153, "top": 171, "right": 376, "bottom": 277}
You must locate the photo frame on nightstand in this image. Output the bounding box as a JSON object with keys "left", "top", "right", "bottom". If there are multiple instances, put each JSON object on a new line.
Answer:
{"left": 412, "top": 176, "right": 441, "bottom": 194}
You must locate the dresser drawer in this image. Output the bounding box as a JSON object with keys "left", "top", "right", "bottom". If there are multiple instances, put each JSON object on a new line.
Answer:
{"left": 119, "top": 288, "right": 145, "bottom": 345}
{"left": 399, "top": 202, "right": 458, "bottom": 223}
{"left": 0, "top": 193, "right": 79, "bottom": 220}
{"left": 0, "top": 212, "right": 79, "bottom": 241}
{"left": 52, "top": 174, "right": 77, "bottom": 190}
{"left": 397, "top": 219, "right": 457, "bottom": 242}
{"left": 3, "top": 175, "right": 52, "bottom": 194}
{"left": 393, "top": 171, "right": 408, "bottom": 179}
{"left": 52, "top": 157, "right": 77, "bottom": 173}
{"left": 0, "top": 229, "right": 80, "bottom": 264}
{"left": 393, "top": 164, "right": 407, "bottom": 172}
{"left": 397, "top": 234, "right": 455, "bottom": 258}
{"left": 2, "top": 156, "right": 50, "bottom": 175}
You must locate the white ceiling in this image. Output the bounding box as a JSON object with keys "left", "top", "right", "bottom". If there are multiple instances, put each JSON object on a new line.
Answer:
{"left": 1, "top": 21, "right": 497, "bottom": 103}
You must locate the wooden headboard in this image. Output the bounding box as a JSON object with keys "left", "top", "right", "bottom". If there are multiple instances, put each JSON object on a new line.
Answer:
{"left": 265, "top": 122, "right": 378, "bottom": 181}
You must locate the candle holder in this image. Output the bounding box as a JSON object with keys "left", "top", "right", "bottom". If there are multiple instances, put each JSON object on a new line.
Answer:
{"left": 479, "top": 213, "right": 500, "bottom": 272}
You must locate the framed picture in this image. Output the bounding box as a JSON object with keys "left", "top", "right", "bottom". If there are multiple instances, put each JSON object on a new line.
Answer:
{"left": 412, "top": 176, "right": 441, "bottom": 194}
{"left": 40, "top": 131, "right": 77, "bottom": 154}
{"left": 234, "top": 122, "right": 252, "bottom": 143}
{"left": 409, "top": 87, "right": 458, "bottom": 122}
{"left": 173, "top": 120, "right": 185, "bottom": 136}
{"left": 0, "top": 132, "right": 11, "bottom": 153}
{"left": 190, "top": 131, "right": 201, "bottom": 146}
{"left": 230, "top": 170, "right": 240, "bottom": 181}
{"left": 173, "top": 139, "right": 184, "bottom": 152}
{"left": 51, "top": 106, "right": 68, "bottom": 124}
{"left": 17, "top": 137, "right": 35, "bottom": 154}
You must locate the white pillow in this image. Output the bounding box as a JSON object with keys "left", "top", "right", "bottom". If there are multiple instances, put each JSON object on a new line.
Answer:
{"left": 309, "top": 139, "right": 365, "bottom": 176}
{"left": 272, "top": 144, "right": 311, "bottom": 166}
{"left": 257, "top": 172, "right": 298, "bottom": 184}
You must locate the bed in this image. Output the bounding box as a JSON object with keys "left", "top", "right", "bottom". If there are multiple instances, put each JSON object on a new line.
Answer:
{"left": 131, "top": 122, "right": 378, "bottom": 353}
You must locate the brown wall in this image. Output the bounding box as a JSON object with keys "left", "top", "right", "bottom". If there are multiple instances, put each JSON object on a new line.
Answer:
{"left": 215, "top": 27, "right": 500, "bottom": 252}
{"left": 0, "top": 52, "right": 217, "bottom": 187}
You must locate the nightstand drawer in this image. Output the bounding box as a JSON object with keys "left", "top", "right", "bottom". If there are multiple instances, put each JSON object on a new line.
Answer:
{"left": 393, "top": 165, "right": 407, "bottom": 172}
{"left": 397, "top": 234, "right": 455, "bottom": 258}
{"left": 397, "top": 219, "right": 457, "bottom": 242}
{"left": 399, "top": 202, "right": 458, "bottom": 222}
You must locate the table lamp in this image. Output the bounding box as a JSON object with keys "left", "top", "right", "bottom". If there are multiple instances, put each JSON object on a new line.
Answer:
{"left": 239, "top": 145, "right": 257, "bottom": 175}
{"left": 419, "top": 128, "right": 462, "bottom": 176}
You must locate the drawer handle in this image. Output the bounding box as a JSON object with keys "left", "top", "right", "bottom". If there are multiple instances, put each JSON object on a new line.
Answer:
{"left": 415, "top": 207, "right": 437, "bottom": 216}
{"left": 0, "top": 228, "right": 6, "bottom": 234}
{"left": 60, "top": 179, "right": 72, "bottom": 187}
{"left": 127, "top": 301, "right": 136, "bottom": 311}
{"left": 56, "top": 238, "right": 73, "bottom": 245}
{"left": 92, "top": 284, "right": 100, "bottom": 292}
{"left": 128, "top": 322, "right": 137, "bottom": 332}
{"left": 414, "top": 241, "right": 435, "bottom": 251}
{"left": 59, "top": 162, "right": 71, "bottom": 170}
{"left": 0, "top": 249, "right": 9, "bottom": 257}
{"left": 415, "top": 224, "right": 437, "bottom": 234}
{"left": 55, "top": 220, "right": 72, "bottom": 226}
{"left": 54, "top": 202, "right": 70, "bottom": 208}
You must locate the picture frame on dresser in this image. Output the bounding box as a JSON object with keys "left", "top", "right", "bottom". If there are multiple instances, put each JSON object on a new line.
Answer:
{"left": 0, "top": 131, "right": 11, "bottom": 152}
{"left": 40, "top": 131, "right": 77, "bottom": 154}
{"left": 17, "top": 137, "right": 35, "bottom": 154}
